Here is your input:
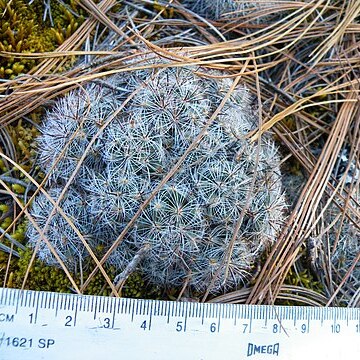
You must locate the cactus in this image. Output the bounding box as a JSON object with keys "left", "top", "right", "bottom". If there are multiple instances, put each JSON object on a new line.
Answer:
{"left": 182, "top": 0, "right": 277, "bottom": 21}
{"left": 27, "top": 186, "right": 94, "bottom": 270}
{"left": 28, "top": 58, "right": 286, "bottom": 294}
{"left": 327, "top": 192, "right": 360, "bottom": 297}
{"left": 331, "top": 226, "right": 360, "bottom": 290}
{"left": 37, "top": 82, "right": 116, "bottom": 183}
{"left": 309, "top": 189, "right": 360, "bottom": 305}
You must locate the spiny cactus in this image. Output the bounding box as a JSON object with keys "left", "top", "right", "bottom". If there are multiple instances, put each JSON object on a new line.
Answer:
{"left": 37, "top": 82, "right": 118, "bottom": 183}
{"left": 28, "top": 58, "right": 286, "bottom": 293}
{"left": 327, "top": 192, "right": 360, "bottom": 298}
{"left": 182, "top": 0, "right": 277, "bottom": 21}
{"left": 331, "top": 227, "right": 360, "bottom": 289}
{"left": 27, "top": 186, "right": 94, "bottom": 270}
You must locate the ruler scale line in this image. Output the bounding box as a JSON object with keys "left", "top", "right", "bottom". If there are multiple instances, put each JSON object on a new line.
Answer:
{"left": 1, "top": 288, "right": 359, "bottom": 360}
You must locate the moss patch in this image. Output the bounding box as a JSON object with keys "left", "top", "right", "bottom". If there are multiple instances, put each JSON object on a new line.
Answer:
{"left": 0, "top": 0, "right": 84, "bottom": 79}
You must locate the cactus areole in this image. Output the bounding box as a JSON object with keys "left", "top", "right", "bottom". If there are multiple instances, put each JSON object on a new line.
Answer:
{"left": 28, "top": 58, "right": 286, "bottom": 294}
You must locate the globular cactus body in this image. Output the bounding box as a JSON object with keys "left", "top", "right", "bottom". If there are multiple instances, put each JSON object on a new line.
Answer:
{"left": 183, "top": 0, "right": 277, "bottom": 21}
{"left": 27, "top": 187, "right": 94, "bottom": 269}
{"left": 28, "top": 58, "right": 286, "bottom": 293}
{"left": 327, "top": 193, "right": 360, "bottom": 296}
{"left": 310, "top": 189, "right": 360, "bottom": 305}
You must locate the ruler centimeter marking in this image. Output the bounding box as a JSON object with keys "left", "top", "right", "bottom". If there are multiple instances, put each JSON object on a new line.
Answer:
{"left": 0, "top": 287, "right": 359, "bottom": 360}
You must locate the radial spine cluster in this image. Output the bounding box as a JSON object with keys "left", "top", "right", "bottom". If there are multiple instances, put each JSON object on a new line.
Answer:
{"left": 182, "top": 0, "right": 275, "bottom": 20}
{"left": 27, "top": 58, "right": 286, "bottom": 293}
{"left": 327, "top": 192, "right": 360, "bottom": 294}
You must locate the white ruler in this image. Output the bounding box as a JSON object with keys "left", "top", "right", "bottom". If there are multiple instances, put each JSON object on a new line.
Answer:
{"left": 0, "top": 288, "right": 359, "bottom": 360}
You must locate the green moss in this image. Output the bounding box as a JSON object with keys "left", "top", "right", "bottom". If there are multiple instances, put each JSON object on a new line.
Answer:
{"left": 1, "top": 216, "right": 12, "bottom": 230}
{"left": 277, "top": 264, "right": 325, "bottom": 306}
{"left": 0, "top": 244, "right": 158, "bottom": 298}
{"left": 8, "top": 247, "right": 72, "bottom": 292}
{"left": 122, "top": 272, "right": 162, "bottom": 299}
{"left": 7, "top": 117, "right": 40, "bottom": 164}
{"left": 284, "top": 267, "right": 321, "bottom": 290}
{"left": 0, "top": 0, "right": 84, "bottom": 79}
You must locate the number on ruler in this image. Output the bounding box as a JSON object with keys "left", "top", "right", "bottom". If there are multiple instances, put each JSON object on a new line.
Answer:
{"left": 103, "top": 318, "right": 111, "bottom": 329}
{"left": 65, "top": 315, "right": 73, "bottom": 327}
{"left": 176, "top": 321, "right": 184, "bottom": 332}
{"left": 210, "top": 323, "right": 216, "bottom": 333}
{"left": 331, "top": 324, "right": 340, "bottom": 333}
